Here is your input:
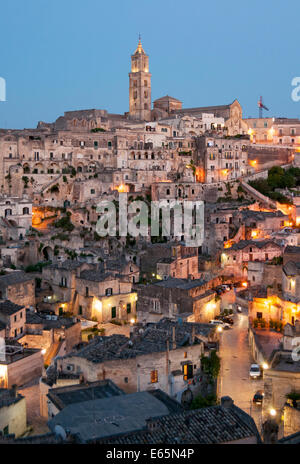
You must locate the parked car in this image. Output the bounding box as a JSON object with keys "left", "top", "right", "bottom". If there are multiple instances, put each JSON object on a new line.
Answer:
{"left": 221, "top": 284, "right": 231, "bottom": 292}
{"left": 222, "top": 316, "right": 234, "bottom": 325}
{"left": 215, "top": 315, "right": 234, "bottom": 325}
{"left": 249, "top": 364, "right": 261, "bottom": 379}
{"left": 253, "top": 390, "right": 264, "bottom": 405}
{"left": 214, "top": 287, "right": 223, "bottom": 295}
{"left": 209, "top": 320, "right": 231, "bottom": 330}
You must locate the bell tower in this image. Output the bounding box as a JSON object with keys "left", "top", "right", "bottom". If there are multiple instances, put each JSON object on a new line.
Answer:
{"left": 129, "top": 36, "right": 151, "bottom": 121}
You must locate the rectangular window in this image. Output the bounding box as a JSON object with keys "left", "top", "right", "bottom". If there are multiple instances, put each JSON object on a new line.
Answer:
{"left": 85, "top": 287, "right": 89, "bottom": 297}
{"left": 257, "top": 312, "right": 263, "bottom": 319}
{"left": 126, "top": 303, "right": 131, "bottom": 314}
{"left": 183, "top": 363, "right": 193, "bottom": 380}
{"left": 111, "top": 306, "right": 116, "bottom": 319}
{"left": 79, "top": 305, "right": 82, "bottom": 315}
{"left": 150, "top": 370, "right": 158, "bottom": 383}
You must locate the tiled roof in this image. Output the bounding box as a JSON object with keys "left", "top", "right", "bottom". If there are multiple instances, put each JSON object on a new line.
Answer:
{"left": 283, "top": 261, "right": 300, "bottom": 276}
{"left": 230, "top": 240, "right": 281, "bottom": 251}
{"left": 241, "top": 210, "right": 285, "bottom": 220}
{"left": 0, "top": 300, "right": 24, "bottom": 315}
{"left": 26, "top": 310, "right": 78, "bottom": 328}
{"left": 47, "top": 260, "right": 83, "bottom": 271}
{"left": 154, "top": 277, "right": 206, "bottom": 290}
{"left": 0, "top": 388, "right": 24, "bottom": 409}
{"left": 96, "top": 402, "right": 260, "bottom": 444}
{"left": 0, "top": 271, "right": 34, "bottom": 287}
{"left": 78, "top": 270, "right": 115, "bottom": 282}
{"left": 68, "top": 318, "right": 211, "bottom": 363}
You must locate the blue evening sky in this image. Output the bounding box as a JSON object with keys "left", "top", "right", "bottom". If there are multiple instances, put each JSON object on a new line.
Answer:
{"left": 0, "top": 0, "right": 299, "bottom": 129}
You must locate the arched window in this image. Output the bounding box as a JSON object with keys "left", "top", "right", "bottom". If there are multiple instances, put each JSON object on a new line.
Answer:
{"left": 5, "top": 209, "right": 12, "bottom": 217}
{"left": 23, "top": 207, "right": 29, "bottom": 215}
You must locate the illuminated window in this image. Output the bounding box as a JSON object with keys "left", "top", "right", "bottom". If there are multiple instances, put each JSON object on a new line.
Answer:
{"left": 150, "top": 370, "right": 158, "bottom": 383}
{"left": 183, "top": 363, "right": 193, "bottom": 380}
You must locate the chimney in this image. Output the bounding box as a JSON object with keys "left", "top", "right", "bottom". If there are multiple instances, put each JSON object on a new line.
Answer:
{"left": 10, "top": 384, "right": 17, "bottom": 398}
{"left": 267, "top": 286, "right": 275, "bottom": 298}
{"left": 172, "top": 326, "right": 176, "bottom": 350}
{"left": 262, "top": 419, "right": 279, "bottom": 444}
{"left": 221, "top": 396, "right": 234, "bottom": 409}
{"left": 191, "top": 326, "right": 196, "bottom": 344}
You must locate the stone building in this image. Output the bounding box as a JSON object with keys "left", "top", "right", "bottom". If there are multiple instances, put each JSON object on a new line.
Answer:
{"left": 137, "top": 277, "right": 220, "bottom": 323}
{"left": 74, "top": 268, "right": 137, "bottom": 322}
{"left": 0, "top": 300, "right": 25, "bottom": 339}
{"left": 263, "top": 354, "right": 300, "bottom": 424}
{"left": 0, "top": 341, "right": 43, "bottom": 388}
{"left": 46, "top": 379, "right": 124, "bottom": 420}
{"left": 21, "top": 310, "right": 82, "bottom": 356}
{"left": 235, "top": 209, "right": 289, "bottom": 240}
{"left": 220, "top": 239, "right": 283, "bottom": 278}
{"left": 140, "top": 242, "right": 199, "bottom": 280}
{"left": 42, "top": 260, "right": 93, "bottom": 313}
{"left": 95, "top": 396, "right": 261, "bottom": 445}
{"left": 0, "top": 271, "right": 35, "bottom": 309}
{"left": 0, "top": 387, "right": 27, "bottom": 438}
{"left": 195, "top": 134, "right": 250, "bottom": 183}
{"left": 0, "top": 196, "right": 32, "bottom": 235}
{"left": 55, "top": 319, "right": 216, "bottom": 399}
{"left": 282, "top": 260, "right": 300, "bottom": 304}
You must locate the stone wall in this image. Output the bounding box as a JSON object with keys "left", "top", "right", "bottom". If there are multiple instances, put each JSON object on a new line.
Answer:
{"left": 263, "top": 369, "right": 300, "bottom": 422}
{"left": 283, "top": 404, "right": 300, "bottom": 437}
{"left": 0, "top": 396, "right": 26, "bottom": 437}
{"left": 6, "top": 351, "right": 43, "bottom": 387}
{"left": 56, "top": 342, "right": 204, "bottom": 399}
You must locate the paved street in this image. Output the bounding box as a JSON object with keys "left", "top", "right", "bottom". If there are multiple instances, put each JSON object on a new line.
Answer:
{"left": 18, "top": 378, "right": 49, "bottom": 436}
{"left": 219, "top": 310, "right": 264, "bottom": 432}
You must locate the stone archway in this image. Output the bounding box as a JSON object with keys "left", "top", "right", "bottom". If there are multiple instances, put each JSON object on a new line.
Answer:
{"left": 42, "top": 246, "right": 53, "bottom": 261}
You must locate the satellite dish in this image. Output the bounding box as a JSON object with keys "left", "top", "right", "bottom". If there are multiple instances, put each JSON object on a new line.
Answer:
{"left": 54, "top": 425, "right": 67, "bottom": 441}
